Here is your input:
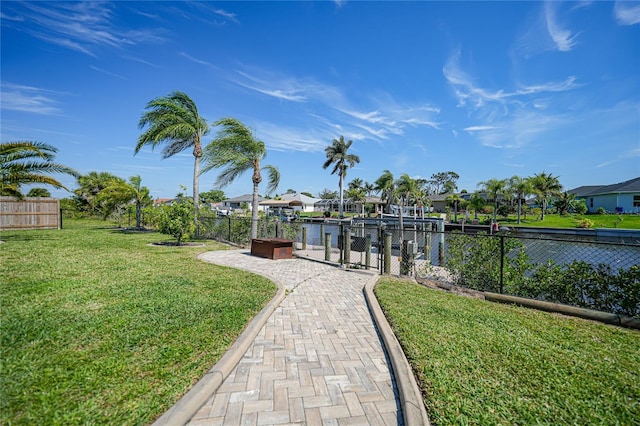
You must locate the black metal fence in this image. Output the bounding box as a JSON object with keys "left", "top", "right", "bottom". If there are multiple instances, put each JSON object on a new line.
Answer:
{"left": 198, "top": 217, "right": 640, "bottom": 318}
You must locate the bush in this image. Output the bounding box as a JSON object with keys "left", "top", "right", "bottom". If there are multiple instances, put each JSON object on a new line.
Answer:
{"left": 157, "top": 199, "right": 195, "bottom": 244}
{"left": 444, "top": 232, "right": 529, "bottom": 293}
{"left": 596, "top": 207, "right": 607, "bottom": 215}
{"left": 575, "top": 217, "right": 594, "bottom": 228}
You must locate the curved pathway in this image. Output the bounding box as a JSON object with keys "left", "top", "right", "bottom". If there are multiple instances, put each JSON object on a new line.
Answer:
{"left": 154, "top": 250, "right": 427, "bottom": 425}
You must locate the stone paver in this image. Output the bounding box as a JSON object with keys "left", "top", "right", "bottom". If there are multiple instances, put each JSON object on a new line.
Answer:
{"left": 187, "top": 250, "right": 402, "bottom": 425}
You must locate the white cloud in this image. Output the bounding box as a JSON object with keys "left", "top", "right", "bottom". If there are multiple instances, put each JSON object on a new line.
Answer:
{"left": 179, "top": 52, "right": 219, "bottom": 70}
{"left": 0, "top": 82, "right": 65, "bottom": 115}
{"left": 544, "top": 2, "right": 579, "bottom": 52}
{"left": 464, "top": 126, "right": 499, "bottom": 132}
{"left": 5, "top": 2, "right": 164, "bottom": 56}
{"left": 614, "top": 1, "right": 640, "bottom": 25}
{"left": 89, "top": 65, "right": 127, "bottom": 80}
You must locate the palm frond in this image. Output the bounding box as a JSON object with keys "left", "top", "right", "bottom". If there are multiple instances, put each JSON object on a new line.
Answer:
{"left": 263, "top": 164, "right": 280, "bottom": 195}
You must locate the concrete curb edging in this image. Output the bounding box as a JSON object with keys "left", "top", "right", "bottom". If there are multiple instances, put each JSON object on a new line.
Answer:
{"left": 152, "top": 254, "right": 288, "bottom": 425}
{"left": 363, "top": 275, "right": 431, "bottom": 426}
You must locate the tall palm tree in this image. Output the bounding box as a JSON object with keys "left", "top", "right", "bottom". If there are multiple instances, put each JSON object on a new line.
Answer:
{"left": 129, "top": 175, "right": 151, "bottom": 229}
{"left": 375, "top": 170, "right": 396, "bottom": 214}
{"left": 468, "top": 192, "right": 486, "bottom": 219}
{"left": 446, "top": 193, "right": 462, "bottom": 222}
{"left": 0, "top": 141, "right": 78, "bottom": 198}
{"left": 478, "top": 178, "right": 507, "bottom": 222}
{"left": 396, "top": 173, "right": 420, "bottom": 242}
{"left": 508, "top": 175, "right": 533, "bottom": 224}
{"left": 531, "top": 172, "right": 562, "bottom": 220}
{"left": 201, "top": 117, "right": 280, "bottom": 240}
{"left": 322, "top": 136, "right": 360, "bottom": 218}
{"left": 135, "top": 91, "right": 208, "bottom": 227}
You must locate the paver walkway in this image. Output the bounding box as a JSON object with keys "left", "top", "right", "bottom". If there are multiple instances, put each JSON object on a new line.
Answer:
{"left": 185, "top": 250, "right": 402, "bottom": 425}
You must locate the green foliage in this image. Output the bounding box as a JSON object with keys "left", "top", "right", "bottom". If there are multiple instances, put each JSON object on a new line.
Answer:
{"left": 199, "top": 189, "right": 226, "bottom": 203}
{"left": 573, "top": 198, "right": 588, "bottom": 215}
{"left": 518, "top": 262, "right": 639, "bottom": 317}
{"left": 375, "top": 278, "right": 640, "bottom": 425}
{"left": 575, "top": 217, "right": 594, "bottom": 228}
{"left": 26, "top": 187, "right": 51, "bottom": 197}
{"left": 596, "top": 206, "right": 607, "bottom": 215}
{"left": 0, "top": 141, "right": 78, "bottom": 198}
{"left": 443, "top": 232, "right": 639, "bottom": 317}
{"left": 444, "top": 232, "right": 530, "bottom": 292}
{"left": 157, "top": 198, "right": 195, "bottom": 244}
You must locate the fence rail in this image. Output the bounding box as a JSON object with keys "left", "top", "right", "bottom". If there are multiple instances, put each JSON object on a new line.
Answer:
{"left": 0, "top": 197, "right": 61, "bottom": 230}
{"left": 198, "top": 217, "right": 639, "bottom": 318}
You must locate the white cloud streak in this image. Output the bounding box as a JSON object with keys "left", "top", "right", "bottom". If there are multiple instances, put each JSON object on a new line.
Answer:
{"left": 4, "top": 2, "right": 164, "bottom": 56}
{"left": 614, "top": 2, "right": 640, "bottom": 25}
{"left": 0, "top": 82, "right": 65, "bottom": 115}
{"left": 544, "top": 2, "right": 579, "bottom": 52}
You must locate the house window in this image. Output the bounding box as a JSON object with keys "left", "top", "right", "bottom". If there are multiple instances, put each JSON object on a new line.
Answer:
{"left": 633, "top": 195, "right": 640, "bottom": 207}
{"left": 590, "top": 198, "right": 593, "bottom": 208}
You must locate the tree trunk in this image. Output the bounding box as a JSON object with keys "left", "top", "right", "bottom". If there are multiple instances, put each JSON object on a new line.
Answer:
{"left": 251, "top": 181, "right": 260, "bottom": 240}
{"left": 135, "top": 201, "right": 142, "bottom": 229}
{"left": 339, "top": 174, "right": 344, "bottom": 218}
{"left": 193, "top": 154, "right": 200, "bottom": 234}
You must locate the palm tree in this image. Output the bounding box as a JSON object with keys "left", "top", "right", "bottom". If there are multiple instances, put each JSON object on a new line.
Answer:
{"left": 396, "top": 173, "right": 420, "bottom": 242}
{"left": 553, "top": 191, "right": 577, "bottom": 216}
{"left": 446, "top": 193, "right": 462, "bottom": 222}
{"left": 0, "top": 141, "right": 78, "bottom": 198}
{"left": 478, "top": 178, "right": 507, "bottom": 222}
{"left": 531, "top": 172, "right": 562, "bottom": 221}
{"left": 322, "top": 136, "right": 360, "bottom": 218}
{"left": 129, "top": 175, "right": 151, "bottom": 229}
{"left": 135, "top": 91, "right": 209, "bottom": 227}
{"left": 468, "top": 192, "right": 486, "bottom": 219}
{"left": 508, "top": 176, "right": 533, "bottom": 224}
{"left": 202, "top": 117, "right": 280, "bottom": 240}
{"left": 375, "top": 170, "right": 396, "bottom": 214}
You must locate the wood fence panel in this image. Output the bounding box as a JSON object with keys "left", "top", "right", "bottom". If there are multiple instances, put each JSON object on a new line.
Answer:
{"left": 0, "top": 197, "right": 61, "bottom": 230}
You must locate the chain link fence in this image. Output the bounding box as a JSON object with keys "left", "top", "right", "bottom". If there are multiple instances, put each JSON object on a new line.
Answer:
{"left": 198, "top": 217, "right": 639, "bottom": 318}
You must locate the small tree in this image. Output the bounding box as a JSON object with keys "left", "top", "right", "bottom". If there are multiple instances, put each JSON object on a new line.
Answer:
{"left": 157, "top": 194, "right": 195, "bottom": 245}
{"left": 27, "top": 188, "right": 51, "bottom": 197}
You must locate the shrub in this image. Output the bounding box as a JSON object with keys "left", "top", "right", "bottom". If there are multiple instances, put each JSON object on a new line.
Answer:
{"left": 157, "top": 198, "right": 195, "bottom": 244}
{"left": 575, "top": 218, "right": 594, "bottom": 228}
{"left": 596, "top": 207, "right": 607, "bottom": 215}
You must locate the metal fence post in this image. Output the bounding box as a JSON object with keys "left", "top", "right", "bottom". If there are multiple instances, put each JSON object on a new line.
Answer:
{"left": 438, "top": 220, "right": 445, "bottom": 266}
{"left": 384, "top": 232, "right": 392, "bottom": 275}
{"left": 365, "top": 234, "right": 371, "bottom": 270}
{"left": 499, "top": 234, "right": 505, "bottom": 294}
{"left": 324, "top": 232, "right": 331, "bottom": 261}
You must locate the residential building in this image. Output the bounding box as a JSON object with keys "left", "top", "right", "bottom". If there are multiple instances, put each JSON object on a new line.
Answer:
{"left": 569, "top": 177, "right": 640, "bottom": 213}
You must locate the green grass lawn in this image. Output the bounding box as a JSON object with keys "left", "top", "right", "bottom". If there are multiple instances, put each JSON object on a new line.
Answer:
{"left": 375, "top": 278, "right": 640, "bottom": 425}
{"left": 476, "top": 213, "right": 640, "bottom": 229}
{"left": 0, "top": 220, "right": 277, "bottom": 425}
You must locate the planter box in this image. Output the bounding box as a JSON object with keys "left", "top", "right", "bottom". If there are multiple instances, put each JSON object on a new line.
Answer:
{"left": 251, "top": 238, "right": 294, "bottom": 260}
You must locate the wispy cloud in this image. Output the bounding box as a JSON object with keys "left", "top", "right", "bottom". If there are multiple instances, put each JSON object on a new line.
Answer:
{"left": 544, "top": 2, "right": 579, "bottom": 51}
{"left": 4, "top": 2, "right": 164, "bottom": 56}
{"left": 211, "top": 7, "right": 239, "bottom": 23}
{"left": 179, "top": 52, "right": 219, "bottom": 70}
{"left": 596, "top": 147, "right": 640, "bottom": 168}
{"left": 225, "top": 65, "right": 441, "bottom": 150}
{"left": 89, "top": 65, "right": 127, "bottom": 80}
{"left": 614, "top": 1, "right": 640, "bottom": 25}
{"left": 0, "top": 82, "right": 65, "bottom": 115}
{"left": 464, "top": 125, "right": 500, "bottom": 132}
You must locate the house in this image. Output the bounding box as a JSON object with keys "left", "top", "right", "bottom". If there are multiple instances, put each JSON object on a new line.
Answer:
{"left": 280, "top": 193, "right": 321, "bottom": 213}
{"left": 222, "top": 194, "right": 267, "bottom": 212}
{"left": 314, "top": 196, "right": 385, "bottom": 216}
{"left": 569, "top": 177, "right": 640, "bottom": 213}
{"left": 153, "top": 198, "right": 173, "bottom": 207}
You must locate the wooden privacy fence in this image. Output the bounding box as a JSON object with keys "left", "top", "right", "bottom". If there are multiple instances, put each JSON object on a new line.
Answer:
{"left": 0, "top": 197, "right": 61, "bottom": 230}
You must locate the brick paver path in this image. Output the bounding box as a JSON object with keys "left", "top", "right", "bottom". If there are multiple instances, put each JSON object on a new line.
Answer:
{"left": 189, "top": 250, "right": 402, "bottom": 425}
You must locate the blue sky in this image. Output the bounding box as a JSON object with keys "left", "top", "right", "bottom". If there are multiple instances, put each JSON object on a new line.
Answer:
{"left": 2, "top": 1, "right": 639, "bottom": 200}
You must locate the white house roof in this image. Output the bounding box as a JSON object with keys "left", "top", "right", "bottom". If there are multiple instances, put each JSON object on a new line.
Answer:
{"left": 280, "top": 193, "right": 321, "bottom": 204}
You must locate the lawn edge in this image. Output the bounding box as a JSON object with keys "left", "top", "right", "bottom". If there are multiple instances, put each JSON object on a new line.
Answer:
{"left": 151, "top": 253, "right": 287, "bottom": 425}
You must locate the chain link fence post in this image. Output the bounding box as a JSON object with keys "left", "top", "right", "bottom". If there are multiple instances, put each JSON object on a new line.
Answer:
{"left": 384, "top": 232, "right": 392, "bottom": 274}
